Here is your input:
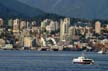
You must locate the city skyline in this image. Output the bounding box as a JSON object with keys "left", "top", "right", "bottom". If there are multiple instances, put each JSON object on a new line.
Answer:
{"left": 0, "top": 17, "right": 108, "bottom": 51}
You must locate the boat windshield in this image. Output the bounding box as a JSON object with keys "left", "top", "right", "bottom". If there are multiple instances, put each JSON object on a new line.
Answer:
{"left": 78, "top": 56, "right": 85, "bottom": 59}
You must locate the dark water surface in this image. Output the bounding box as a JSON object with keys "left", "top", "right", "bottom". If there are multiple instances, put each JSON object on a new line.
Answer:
{"left": 0, "top": 50, "right": 108, "bottom": 71}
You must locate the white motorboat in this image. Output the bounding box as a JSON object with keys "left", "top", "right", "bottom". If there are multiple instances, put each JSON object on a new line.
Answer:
{"left": 97, "top": 48, "right": 107, "bottom": 54}
{"left": 98, "top": 50, "right": 104, "bottom": 54}
{"left": 72, "top": 53, "right": 94, "bottom": 64}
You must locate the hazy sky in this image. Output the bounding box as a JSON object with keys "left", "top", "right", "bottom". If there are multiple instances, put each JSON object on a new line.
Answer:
{"left": 17, "top": 0, "right": 108, "bottom": 19}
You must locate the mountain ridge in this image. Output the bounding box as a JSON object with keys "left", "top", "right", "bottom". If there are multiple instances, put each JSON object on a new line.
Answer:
{"left": 17, "top": 0, "right": 108, "bottom": 20}
{"left": 0, "top": 0, "right": 45, "bottom": 19}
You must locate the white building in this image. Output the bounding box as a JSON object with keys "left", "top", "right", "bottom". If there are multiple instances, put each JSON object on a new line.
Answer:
{"left": 32, "top": 21, "right": 36, "bottom": 26}
{"left": 49, "top": 21, "right": 56, "bottom": 32}
{"left": 95, "top": 21, "right": 101, "bottom": 34}
{"left": 13, "top": 19, "right": 20, "bottom": 33}
{"left": 46, "top": 21, "right": 57, "bottom": 33}
{"left": 40, "top": 37, "right": 47, "bottom": 47}
{"left": 0, "top": 18, "right": 3, "bottom": 27}
{"left": 20, "top": 21, "right": 26, "bottom": 30}
{"left": 8, "top": 19, "right": 13, "bottom": 27}
{"left": 41, "top": 19, "right": 49, "bottom": 28}
{"left": 60, "top": 18, "right": 70, "bottom": 40}
{"left": 68, "top": 26, "right": 76, "bottom": 39}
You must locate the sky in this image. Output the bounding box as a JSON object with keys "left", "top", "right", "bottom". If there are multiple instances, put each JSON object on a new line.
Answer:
{"left": 17, "top": 0, "right": 108, "bottom": 20}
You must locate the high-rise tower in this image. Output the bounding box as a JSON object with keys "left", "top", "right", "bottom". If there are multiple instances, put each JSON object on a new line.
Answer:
{"left": 95, "top": 21, "right": 101, "bottom": 34}
{"left": 60, "top": 18, "right": 70, "bottom": 40}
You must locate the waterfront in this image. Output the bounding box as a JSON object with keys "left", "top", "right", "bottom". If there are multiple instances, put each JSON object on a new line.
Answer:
{"left": 0, "top": 50, "right": 108, "bottom": 71}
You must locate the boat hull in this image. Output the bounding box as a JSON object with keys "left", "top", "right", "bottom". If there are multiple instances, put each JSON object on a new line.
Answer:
{"left": 73, "top": 61, "right": 94, "bottom": 64}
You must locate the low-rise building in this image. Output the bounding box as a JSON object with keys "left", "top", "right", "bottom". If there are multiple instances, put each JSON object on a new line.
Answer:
{"left": 0, "top": 39, "right": 5, "bottom": 48}
{"left": 24, "top": 37, "right": 32, "bottom": 48}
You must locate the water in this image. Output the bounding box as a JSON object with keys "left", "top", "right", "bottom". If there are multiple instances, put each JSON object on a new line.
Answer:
{"left": 0, "top": 50, "right": 108, "bottom": 71}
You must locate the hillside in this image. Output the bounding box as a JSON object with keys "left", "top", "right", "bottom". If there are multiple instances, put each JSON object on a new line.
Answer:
{"left": 18, "top": 0, "right": 108, "bottom": 20}
{"left": 0, "top": 0, "right": 45, "bottom": 19}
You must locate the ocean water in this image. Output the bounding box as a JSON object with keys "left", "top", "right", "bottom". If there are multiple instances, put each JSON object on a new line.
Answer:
{"left": 0, "top": 50, "right": 108, "bottom": 71}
